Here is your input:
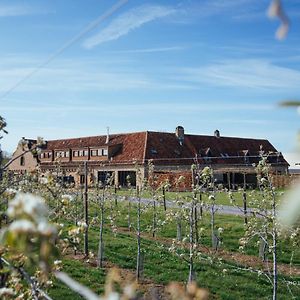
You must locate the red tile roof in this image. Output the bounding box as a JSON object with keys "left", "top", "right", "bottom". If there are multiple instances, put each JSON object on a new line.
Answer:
{"left": 41, "top": 131, "right": 288, "bottom": 167}
{"left": 45, "top": 132, "right": 147, "bottom": 163}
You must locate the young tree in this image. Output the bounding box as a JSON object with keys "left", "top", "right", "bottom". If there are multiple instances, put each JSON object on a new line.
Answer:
{"left": 239, "top": 157, "right": 281, "bottom": 300}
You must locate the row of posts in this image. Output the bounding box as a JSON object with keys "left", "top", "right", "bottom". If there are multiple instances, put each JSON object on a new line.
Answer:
{"left": 82, "top": 164, "right": 249, "bottom": 258}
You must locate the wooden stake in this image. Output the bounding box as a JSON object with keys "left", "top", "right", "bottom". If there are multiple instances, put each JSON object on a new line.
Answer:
{"left": 84, "top": 161, "right": 89, "bottom": 257}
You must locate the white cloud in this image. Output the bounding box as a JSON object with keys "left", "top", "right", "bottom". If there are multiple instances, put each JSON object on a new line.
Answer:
{"left": 178, "top": 59, "right": 300, "bottom": 89}
{"left": 0, "top": 4, "right": 46, "bottom": 17}
{"left": 180, "top": 0, "right": 262, "bottom": 19}
{"left": 83, "top": 4, "right": 176, "bottom": 49}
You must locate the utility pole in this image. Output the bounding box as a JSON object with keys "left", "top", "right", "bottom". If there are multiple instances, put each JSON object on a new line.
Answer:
{"left": 84, "top": 161, "right": 89, "bottom": 257}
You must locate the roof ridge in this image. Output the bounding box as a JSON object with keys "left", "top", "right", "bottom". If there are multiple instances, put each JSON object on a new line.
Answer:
{"left": 46, "top": 131, "right": 148, "bottom": 142}
{"left": 185, "top": 133, "right": 268, "bottom": 141}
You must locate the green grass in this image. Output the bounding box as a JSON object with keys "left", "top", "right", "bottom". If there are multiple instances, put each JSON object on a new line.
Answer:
{"left": 116, "top": 188, "right": 285, "bottom": 207}
{"left": 47, "top": 189, "right": 300, "bottom": 299}
{"left": 49, "top": 226, "right": 300, "bottom": 299}
{"left": 102, "top": 201, "right": 300, "bottom": 266}
{"left": 48, "top": 258, "right": 106, "bottom": 299}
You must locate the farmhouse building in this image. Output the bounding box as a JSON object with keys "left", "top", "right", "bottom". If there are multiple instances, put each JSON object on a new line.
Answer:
{"left": 8, "top": 127, "right": 289, "bottom": 188}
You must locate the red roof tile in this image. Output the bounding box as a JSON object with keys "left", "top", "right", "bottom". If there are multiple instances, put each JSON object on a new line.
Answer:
{"left": 41, "top": 131, "right": 288, "bottom": 167}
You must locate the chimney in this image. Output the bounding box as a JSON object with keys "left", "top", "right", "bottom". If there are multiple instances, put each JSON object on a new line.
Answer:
{"left": 214, "top": 130, "right": 220, "bottom": 138}
{"left": 175, "top": 126, "right": 184, "bottom": 145}
{"left": 105, "top": 127, "right": 110, "bottom": 144}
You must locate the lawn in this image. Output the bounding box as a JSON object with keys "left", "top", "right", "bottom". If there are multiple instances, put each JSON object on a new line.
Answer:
{"left": 115, "top": 188, "right": 285, "bottom": 208}
{"left": 47, "top": 192, "right": 300, "bottom": 299}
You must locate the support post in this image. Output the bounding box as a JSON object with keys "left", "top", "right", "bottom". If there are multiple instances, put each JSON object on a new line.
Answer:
{"left": 227, "top": 172, "right": 231, "bottom": 190}
{"left": 84, "top": 161, "right": 89, "bottom": 257}
{"left": 243, "top": 173, "right": 248, "bottom": 225}
{"left": 162, "top": 186, "right": 167, "bottom": 211}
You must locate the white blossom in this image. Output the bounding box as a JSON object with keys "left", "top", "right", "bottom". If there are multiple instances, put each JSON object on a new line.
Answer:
{"left": 0, "top": 287, "right": 15, "bottom": 297}
{"left": 9, "top": 219, "right": 36, "bottom": 234}
{"left": 7, "top": 193, "right": 48, "bottom": 221}
{"left": 218, "top": 227, "right": 224, "bottom": 234}
{"left": 37, "top": 221, "right": 57, "bottom": 236}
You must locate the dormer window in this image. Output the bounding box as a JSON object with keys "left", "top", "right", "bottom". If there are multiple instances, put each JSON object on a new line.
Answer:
{"left": 199, "top": 148, "right": 212, "bottom": 163}
{"left": 150, "top": 149, "right": 158, "bottom": 154}
{"left": 242, "top": 150, "right": 250, "bottom": 164}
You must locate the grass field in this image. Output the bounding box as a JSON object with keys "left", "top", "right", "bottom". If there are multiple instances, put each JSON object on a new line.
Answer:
{"left": 115, "top": 188, "right": 285, "bottom": 207}
{"left": 48, "top": 194, "right": 300, "bottom": 300}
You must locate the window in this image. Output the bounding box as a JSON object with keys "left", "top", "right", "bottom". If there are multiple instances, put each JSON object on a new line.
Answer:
{"left": 79, "top": 150, "right": 84, "bottom": 156}
{"left": 91, "top": 150, "right": 98, "bottom": 156}
{"left": 65, "top": 151, "right": 69, "bottom": 158}
{"left": 20, "top": 156, "right": 25, "bottom": 166}
{"left": 73, "top": 151, "right": 78, "bottom": 157}
{"left": 41, "top": 153, "right": 44, "bottom": 159}
{"left": 84, "top": 150, "right": 88, "bottom": 156}
{"left": 103, "top": 149, "right": 108, "bottom": 156}
{"left": 80, "top": 175, "right": 85, "bottom": 185}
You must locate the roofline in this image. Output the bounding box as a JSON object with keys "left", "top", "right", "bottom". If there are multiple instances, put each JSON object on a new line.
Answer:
{"left": 44, "top": 130, "right": 271, "bottom": 143}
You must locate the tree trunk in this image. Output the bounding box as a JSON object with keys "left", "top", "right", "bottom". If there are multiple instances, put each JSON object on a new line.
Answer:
{"left": 114, "top": 185, "right": 118, "bottom": 206}
{"left": 272, "top": 230, "right": 277, "bottom": 300}
{"left": 259, "top": 237, "right": 267, "bottom": 262}
{"left": 272, "top": 190, "right": 277, "bottom": 300}
{"left": 177, "top": 217, "right": 182, "bottom": 241}
{"left": 83, "top": 162, "right": 89, "bottom": 257}
{"left": 162, "top": 187, "right": 167, "bottom": 211}
{"left": 211, "top": 202, "right": 215, "bottom": 249}
{"left": 97, "top": 202, "right": 104, "bottom": 268}
{"left": 243, "top": 173, "right": 248, "bottom": 225}
{"left": 199, "top": 192, "right": 203, "bottom": 219}
{"left": 188, "top": 205, "right": 195, "bottom": 283}
{"left": 128, "top": 198, "right": 131, "bottom": 232}
{"left": 136, "top": 187, "right": 142, "bottom": 281}
{"left": 194, "top": 202, "right": 199, "bottom": 244}
{"left": 152, "top": 199, "right": 156, "bottom": 238}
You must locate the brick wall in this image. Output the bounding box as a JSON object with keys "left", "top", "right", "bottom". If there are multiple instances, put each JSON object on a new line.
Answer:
{"left": 151, "top": 171, "right": 193, "bottom": 191}
{"left": 271, "top": 174, "right": 300, "bottom": 189}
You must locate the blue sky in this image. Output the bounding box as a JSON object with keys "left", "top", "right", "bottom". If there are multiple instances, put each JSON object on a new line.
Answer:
{"left": 1, "top": 0, "right": 300, "bottom": 166}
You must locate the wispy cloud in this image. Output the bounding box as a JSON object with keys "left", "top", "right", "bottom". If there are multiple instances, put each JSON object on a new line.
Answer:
{"left": 112, "top": 46, "right": 185, "bottom": 54}
{"left": 177, "top": 59, "right": 300, "bottom": 90}
{"left": 0, "top": 4, "right": 46, "bottom": 17}
{"left": 83, "top": 4, "right": 176, "bottom": 49}
{"left": 176, "top": 0, "right": 266, "bottom": 23}
{"left": 2, "top": 102, "right": 275, "bottom": 114}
